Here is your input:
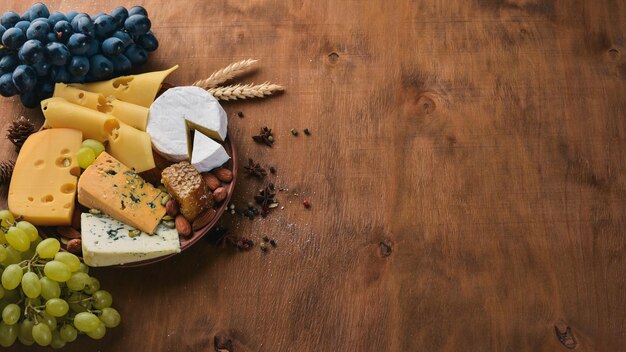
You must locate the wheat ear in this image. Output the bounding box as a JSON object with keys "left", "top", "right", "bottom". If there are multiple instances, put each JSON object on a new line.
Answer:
{"left": 192, "top": 59, "right": 258, "bottom": 89}
{"left": 207, "top": 82, "right": 285, "bottom": 101}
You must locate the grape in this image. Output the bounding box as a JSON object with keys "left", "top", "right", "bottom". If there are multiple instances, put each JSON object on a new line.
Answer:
{"left": 0, "top": 247, "right": 6, "bottom": 262}
{"left": 0, "top": 25, "right": 5, "bottom": 39}
{"left": 32, "top": 57, "right": 52, "bottom": 76}
{"left": 1, "top": 264, "right": 22, "bottom": 290}
{"left": 81, "top": 139, "right": 105, "bottom": 157}
{"left": 0, "top": 73, "right": 16, "bottom": 97}
{"left": 129, "top": 6, "right": 148, "bottom": 17}
{"left": 12, "top": 65, "right": 37, "bottom": 93}
{"left": 32, "top": 323, "right": 51, "bottom": 346}
{"left": 85, "top": 321, "right": 106, "bottom": 340}
{"left": 0, "top": 55, "right": 18, "bottom": 73}
{"left": 39, "top": 312, "right": 57, "bottom": 330}
{"left": 67, "top": 292, "right": 89, "bottom": 313}
{"left": 37, "top": 238, "right": 60, "bottom": 258}
{"left": 60, "top": 324, "right": 77, "bottom": 342}
{"left": 112, "top": 30, "right": 132, "bottom": 48}
{"left": 0, "top": 210, "right": 14, "bottom": 228}
{"left": 68, "top": 55, "right": 89, "bottom": 77}
{"left": 102, "top": 37, "right": 124, "bottom": 56}
{"left": 67, "top": 33, "right": 89, "bottom": 55}
{"left": 20, "top": 90, "right": 39, "bottom": 108}
{"left": 29, "top": 3, "right": 50, "bottom": 20}
{"left": 0, "top": 322, "right": 17, "bottom": 347}
{"left": 92, "top": 290, "right": 113, "bottom": 309}
{"left": 0, "top": 285, "right": 4, "bottom": 299}
{"left": 25, "top": 297, "right": 41, "bottom": 307}
{"left": 52, "top": 20, "right": 72, "bottom": 43}
{"left": 18, "top": 39, "right": 44, "bottom": 65}
{"left": 88, "top": 54, "right": 113, "bottom": 79}
{"left": 66, "top": 272, "right": 88, "bottom": 291}
{"left": 46, "top": 31, "right": 57, "bottom": 43}
{"left": 86, "top": 37, "right": 100, "bottom": 57}
{"left": 21, "top": 272, "right": 41, "bottom": 298}
{"left": 25, "top": 21, "right": 49, "bottom": 41}
{"left": 46, "top": 42, "right": 71, "bottom": 66}
{"left": 110, "top": 7, "right": 129, "bottom": 28}
{"left": 47, "top": 12, "right": 67, "bottom": 26}
{"left": 55, "top": 252, "right": 80, "bottom": 272}
{"left": 18, "top": 319, "right": 35, "bottom": 346}
{"left": 83, "top": 277, "right": 100, "bottom": 294}
{"left": 50, "top": 330, "right": 66, "bottom": 349}
{"left": 78, "top": 262, "right": 89, "bottom": 274}
{"left": 73, "top": 312, "right": 100, "bottom": 332}
{"left": 65, "top": 11, "right": 79, "bottom": 23}
{"left": 2, "top": 303, "right": 20, "bottom": 325}
{"left": 2, "top": 247, "right": 21, "bottom": 265}
{"left": 137, "top": 31, "right": 158, "bottom": 52}
{"left": 124, "top": 44, "right": 148, "bottom": 65}
{"left": 45, "top": 298, "right": 69, "bottom": 317}
{"left": 16, "top": 221, "right": 38, "bottom": 241}
{"left": 2, "top": 27, "right": 26, "bottom": 49}
{"left": 124, "top": 15, "right": 150, "bottom": 36}
{"left": 73, "top": 15, "right": 94, "bottom": 37}
{"left": 99, "top": 307, "right": 121, "bottom": 328}
{"left": 1, "top": 12, "right": 20, "bottom": 29}
{"left": 40, "top": 277, "right": 60, "bottom": 299}
{"left": 13, "top": 21, "right": 30, "bottom": 34}
{"left": 111, "top": 54, "right": 132, "bottom": 73}
{"left": 94, "top": 15, "right": 117, "bottom": 38}
{"left": 3, "top": 288, "right": 19, "bottom": 304}
{"left": 44, "top": 261, "right": 71, "bottom": 282}
{"left": 6, "top": 227, "right": 29, "bottom": 251}
{"left": 77, "top": 146, "right": 96, "bottom": 168}
{"left": 50, "top": 65, "right": 70, "bottom": 82}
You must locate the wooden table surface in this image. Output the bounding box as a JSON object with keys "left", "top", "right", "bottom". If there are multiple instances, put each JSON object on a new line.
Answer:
{"left": 1, "top": 0, "right": 625, "bottom": 351}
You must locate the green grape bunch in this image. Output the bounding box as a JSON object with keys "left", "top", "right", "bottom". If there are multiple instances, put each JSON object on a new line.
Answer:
{"left": 0, "top": 209, "right": 121, "bottom": 348}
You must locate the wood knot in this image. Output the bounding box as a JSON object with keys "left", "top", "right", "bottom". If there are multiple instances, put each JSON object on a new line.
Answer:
{"left": 379, "top": 240, "right": 392, "bottom": 257}
{"left": 416, "top": 94, "right": 436, "bottom": 115}
{"left": 608, "top": 48, "right": 620, "bottom": 59}
{"left": 328, "top": 52, "right": 339, "bottom": 63}
{"left": 554, "top": 321, "right": 577, "bottom": 349}
{"left": 214, "top": 335, "right": 233, "bottom": 352}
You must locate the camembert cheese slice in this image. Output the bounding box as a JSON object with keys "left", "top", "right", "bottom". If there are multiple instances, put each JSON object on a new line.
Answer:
{"left": 191, "top": 130, "right": 230, "bottom": 172}
{"left": 77, "top": 152, "right": 166, "bottom": 234}
{"left": 8, "top": 129, "right": 82, "bottom": 226}
{"left": 81, "top": 213, "right": 180, "bottom": 267}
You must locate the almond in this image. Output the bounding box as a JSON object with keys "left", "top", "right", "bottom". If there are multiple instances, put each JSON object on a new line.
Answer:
{"left": 212, "top": 187, "right": 227, "bottom": 203}
{"left": 192, "top": 209, "right": 216, "bottom": 231}
{"left": 212, "top": 167, "right": 233, "bottom": 183}
{"left": 66, "top": 239, "right": 82, "bottom": 254}
{"left": 165, "top": 199, "right": 179, "bottom": 217}
{"left": 58, "top": 226, "right": 81, "bottom": 239}
{"left": 175, "top": 215, "right": 192, "bottom": 237}
{"left": 202, "top": 172, "right": 221, "bottom": 190}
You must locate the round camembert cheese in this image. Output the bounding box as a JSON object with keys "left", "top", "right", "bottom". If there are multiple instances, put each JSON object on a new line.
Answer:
{"left": 147, "top": 86, "right": 229, "bottom": 171}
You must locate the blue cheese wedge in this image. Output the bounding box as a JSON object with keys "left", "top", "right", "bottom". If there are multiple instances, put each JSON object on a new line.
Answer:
{"left": 191, "top": 130, "right": 230, "bottom": 172}
{"left": 81, "top": 213, "right": 180, "bottom": 267}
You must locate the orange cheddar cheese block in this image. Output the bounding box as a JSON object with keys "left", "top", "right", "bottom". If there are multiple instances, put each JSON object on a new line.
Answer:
{"left": 77, "top": 152, "right": 166, "bottom": 233}
{"left": 8, "top": 129, "right": 82, "bottom": 226}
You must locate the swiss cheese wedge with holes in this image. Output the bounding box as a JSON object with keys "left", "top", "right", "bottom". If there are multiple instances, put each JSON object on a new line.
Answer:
{"left": 77, "top": 152, "right": 166, "bottom": 233}
{"left": 8, "top": 129, "right": 82, "bottom": 226}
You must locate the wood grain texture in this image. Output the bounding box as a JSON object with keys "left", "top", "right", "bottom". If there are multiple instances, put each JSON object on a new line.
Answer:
{"left": 2, "top": 0, "right": 626, "bottom": 351}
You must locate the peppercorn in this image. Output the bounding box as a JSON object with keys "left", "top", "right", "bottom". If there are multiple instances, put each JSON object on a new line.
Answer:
{"left": 303, "top": 199, "right": 311, "bottom": 208}
{"left": 260, "top": 242, "right": 267, "bottom": 252}
{"left": 262, "top": 235, "right": 269, "bottom": 242}
{"left": 237, "top": 111, "right": 244, "bottom": 118}
{"left": 290, "top": 128, "right": 298, "bottom": 136}
{"left": 269, "top": 166, "right": 276, "bottom": 174}
{"left": 269, "top": 239, "right": 277, "bottom": 247}
{"left": 303, "top": 128, "right": 311, "bottom": 135}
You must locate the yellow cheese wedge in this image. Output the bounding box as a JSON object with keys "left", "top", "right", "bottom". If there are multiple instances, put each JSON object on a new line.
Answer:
{"left": 8, "top": 129, "right": 82, "bottom": 226}
{"left": 77, "top": 152, "right": 166, "bottom": 234}
{"left": 53, "top": 83, "right": 149, "bottom": 131}
{"left": 107, "top": 121, "right": 155, "bottom": 172}
{"left": 41, "top": 97, "right": 119, "bottom": 142}
{"left": 71, "top": 65, "right": 179, "bottom": 107}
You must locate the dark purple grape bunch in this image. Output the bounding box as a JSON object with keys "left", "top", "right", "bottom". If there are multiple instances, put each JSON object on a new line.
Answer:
{"left": 0, "top": 3, "right": 159, "bottom": 108}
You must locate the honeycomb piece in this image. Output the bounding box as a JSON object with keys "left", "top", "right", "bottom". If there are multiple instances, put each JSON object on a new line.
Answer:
{"left": 161, "top": 162, "right": 212, "bottom": 221}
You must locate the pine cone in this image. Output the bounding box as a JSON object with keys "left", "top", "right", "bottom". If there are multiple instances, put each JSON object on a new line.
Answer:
{"left": 7, "top": 116, "right": 35, "bottom": 151}
{"left": 0, "top": 160, "right": 15, "bottom": 186}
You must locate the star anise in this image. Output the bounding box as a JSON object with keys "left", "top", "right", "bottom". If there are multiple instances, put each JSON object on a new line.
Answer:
{"left": 244, "top": 158, "right": 267, "bottom": 179}
{"left": 252, "top": 126, "right": 274, "bottom": 147}
{"left": 254, "top": 183, "right": 277, "bottom": 216}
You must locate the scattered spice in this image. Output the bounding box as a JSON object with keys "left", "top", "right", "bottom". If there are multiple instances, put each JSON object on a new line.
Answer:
{"left": 290, "top": 128, "right": 298, "bottom": 136}
{"left": 244, "top": 158, "right": 267, "bottom": 179}
{"left": 237, "top": 111, "right": 244, "bottom": 118}
{"left": 303, "top": 199, "right": 311, "bottom": 208}
{"left": 269, "top": 166, "right": 276, "bottom": 174}
{"left": 252, "top": 126, "right": 274, "bottom": 147}
{"left": 270, "top": 239, "right": 277, "bottom": 247}
{"left": 254, "top": 184, "right": 277, "bottom": 216}
{"left": 237, "top": 237, "right": 254, "bottom": 251}
{"left": 262, "top": 235, "right": 269, "bottom": 242}
{"left": 303, "top": 128, "right": 311, "bottom": 135}
{"left": 260, "top": 242, "right": 267, "bottom": 252}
